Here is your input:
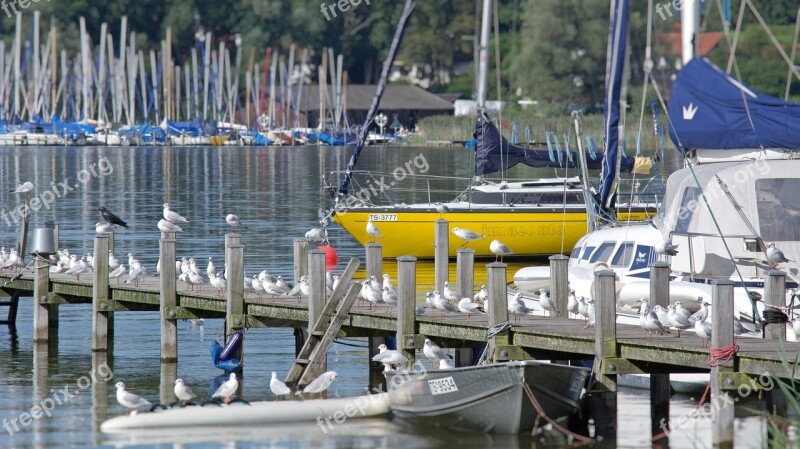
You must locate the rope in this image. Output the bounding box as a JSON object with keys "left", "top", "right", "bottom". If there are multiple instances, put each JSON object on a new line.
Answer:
{"left": 708, "top": 344, "right": 739, "bottom": 367}
{"left": 762, "top": 307, "right": 789, "bottom": 338}
{"left": 651, "top": 382, "right": 711, "bottom": 441}
{"left": 476, "top": 321, "right": 513, "bottom": 365}
{"left": 522, "top": 383, "right": 595, "bottom": 444}
{"left": 1, "top": 259, "right": 36, "bottom": 288}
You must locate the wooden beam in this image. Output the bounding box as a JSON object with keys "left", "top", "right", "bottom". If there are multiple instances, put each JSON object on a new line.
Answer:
{"left": 160, "top": 232, "right": 177, "bottom": 362}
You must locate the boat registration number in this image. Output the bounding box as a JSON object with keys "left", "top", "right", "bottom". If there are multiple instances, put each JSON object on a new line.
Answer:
{"left": 368, "top": 214, "right": 397, "bottom": 222}
{"left": 428, "top": 376, "right": 458, "bottom": 395}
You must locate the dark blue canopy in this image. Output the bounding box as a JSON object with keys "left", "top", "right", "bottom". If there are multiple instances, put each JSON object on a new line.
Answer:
{"left": 668, "top": 57, "right": 800, "bottom": 152}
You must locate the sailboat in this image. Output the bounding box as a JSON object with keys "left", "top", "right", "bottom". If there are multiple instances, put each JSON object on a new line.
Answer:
{"left": 514, "top": 1, "right": 800, "bottom": 325}
{"left": 329, "top": 1, "right": 656, "bottom": 259}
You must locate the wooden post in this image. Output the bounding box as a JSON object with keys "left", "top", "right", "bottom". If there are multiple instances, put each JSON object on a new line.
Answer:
{"left": 17, "top": 196, "right": 30, "bottom": 256}
{"left": 365, "top": 243, "right": 382, "bottom": 280}
{"left": 711, "top": 280, "right": 735, "bottom": 447}
{"left": 90, "top": 352, "right": 111, "bottom": 438}
{"left": 293, "top": 238, "right": 309, "bottom": 284}
{"left": 434, "top": 219, "right": 449, "bottom": 293}
{"left": 592, "top": 269, "right": 618, "bottom": 439}
{"left": 397, "top": 256, "right": 417, "bottom": 366}
{"left": 368, "top": 336, "right": 386, "bottom": 391}
{"left": 764, "top": 270, "right": 787, "bottom": 417}
{"left": 225, "top": 235, "right": 245, "bottom": 361}
{"left": 53, "top": 223, "right": 59, "bottom": 250}
{"left": 307, "top": 249, "right": 327, "bottom": 375}
{"left": 456, "top": 248, "right": 474, "bottom": 300}
{"left": 649, "top": 261, "right": 670, "bottom": 441}
{"left": 160, "top": 232, "right": 177, "bottom": 362}
{"left": 487, "top": 262, "right": 509, "bottom": 362}
{"left": 92, "top": 234, "right": 111, "bottom": 352}
{"left": 764, "top": 271, "right": 786, "bottom": 341}
{"left": 32, "top": 255, "right": 51, "bottom": 342}
{"left": 549, "top": 254, "right": 569, "bottom": 318}
{"left": 160, "top": 361, "right": 178, "bottom": 405}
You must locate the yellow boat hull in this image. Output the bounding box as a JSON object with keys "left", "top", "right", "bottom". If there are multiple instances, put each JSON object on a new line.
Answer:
{"left": 333, "top": 209, "right": 654, "bottom": 259}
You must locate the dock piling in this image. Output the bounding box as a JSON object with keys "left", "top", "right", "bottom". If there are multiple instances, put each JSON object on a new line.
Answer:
{"left": 92, "top": 234, "right": 112, "bottom": 352}
{"left": 293, "top": 238, "right": 309, "bottom": 284}
{"left": 486, "top": 262, "right": 509, "bottom": 363}
{"left": 549, "top": 254, "right": 569, "bottom": 317}
{"left": 225, "top": 234, "right": 245, "bottom": 362}
{"left": 456, "top": 248, "right": 474, "bottom": 300}
{"left": 365, "top": 243, "right": 382, "bottom": 280}
{"left": 592, "top": 269, "right": 618, "bottom": 439}
{"left": 33, "top": 254, "right": 51, "bottom": 342}
{"left": 397, "top": 256, "right": 417, "bottom": 367}
{"left": 711, "top": 280, "right": 735, "bottom": 447}
{"left": 159, "top": 232, "right": 177, "bottom": 362}
{"left": 649, "top": 262, "right": 670, "bottom": 441}
{"left": 764, "top": 270, "right": 788, "bottom": 417}
{"left": 307, "top": 249, "right": 327, "bottom": 376}
{"left": 434, "top": 219, "right": 448, "bottom": 293}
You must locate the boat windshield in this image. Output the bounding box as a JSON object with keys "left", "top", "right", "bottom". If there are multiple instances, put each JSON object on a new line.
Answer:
{"left": 610, "top": 242, "right": 635, "bottom": 267}
{"left": 589, "top": 242, "right": 616, "bottom": 263}
{"left": 756, "top": 178, "right": 800, "bottom": 241}
{"left": 674, "top": 186, "right": 702, "bottom": 233}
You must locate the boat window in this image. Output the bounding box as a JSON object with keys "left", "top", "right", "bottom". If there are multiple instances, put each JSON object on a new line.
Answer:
{"left": 469, "top": 191, "right": 583, "bottom": 205}
{"left": 756, "top": 179, "right": 800, "bottom": 241}
{"left": 570, "top": 245, "right": 582, "bottom": 259}
{"left": 581, "top": 246, "right": 595, "bottom": 260}
{"left": 675, "top": 187, "right": 703, "bottom": 233}
{"left": 589, "top": 242, "right": 616, "bottom": 263}
{"left": 610, "top": 242, "right": 635, "bottom": 267}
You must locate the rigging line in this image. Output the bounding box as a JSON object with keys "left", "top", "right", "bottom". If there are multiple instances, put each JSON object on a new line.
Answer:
{"left": 636, "top": 0, "right": 654, "bottom": 151}
{"left": 745, "top": 0, "right": 800, "bottom": 82}
{"left": 726, "top": 0, "right": 747, "bottom": 74}
{"left": 493, "top": 0, "right": 504, "bottom": 183}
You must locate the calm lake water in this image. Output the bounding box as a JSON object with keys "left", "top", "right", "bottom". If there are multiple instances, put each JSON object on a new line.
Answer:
{"left": 0, "top": 145, "right": 770, "bottom": 448}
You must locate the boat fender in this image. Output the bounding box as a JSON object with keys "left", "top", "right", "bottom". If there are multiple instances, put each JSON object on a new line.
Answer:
{"left": 219, "top": 331, "right": 244, "bottom": 362}
{"left": 318, "top": 245, "right": 338, "bottom": 269}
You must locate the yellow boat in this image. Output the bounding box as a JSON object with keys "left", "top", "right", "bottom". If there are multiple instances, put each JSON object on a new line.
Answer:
{"left": 332, "top": 178, "right": 656, "bottom": 259}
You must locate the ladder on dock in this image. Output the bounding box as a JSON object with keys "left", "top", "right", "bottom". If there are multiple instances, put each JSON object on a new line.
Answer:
{"left": 284, "top": 257, "right": 361, "bottom": 389}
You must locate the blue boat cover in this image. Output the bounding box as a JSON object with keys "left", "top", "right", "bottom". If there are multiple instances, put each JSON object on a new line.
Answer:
{"left": 668, "top": 57, "right": 800, "bottom": 152}
{"left": 474, "top": 110, "right": 633, "bottom": 176}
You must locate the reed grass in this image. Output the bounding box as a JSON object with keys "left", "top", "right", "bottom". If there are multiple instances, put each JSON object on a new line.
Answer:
{"left": 766, "top": 349, "right": 800, "bottom": 447}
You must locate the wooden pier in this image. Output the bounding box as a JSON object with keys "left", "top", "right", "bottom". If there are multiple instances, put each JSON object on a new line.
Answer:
{"left": 2, "top": 226, "right": 799, "bottom": 447}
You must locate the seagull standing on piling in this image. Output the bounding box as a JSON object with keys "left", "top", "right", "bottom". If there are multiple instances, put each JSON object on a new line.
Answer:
{"left": 226, "top": 214, "right": 246, "bottom": 230}
{"left": 173, "top": 379, "right": 196, "bottom": 405}
{"left": 10, "top": 182, "right": 34, "bottom": 203}
{"left": 115, "top": 382, "right": 151, "bottom": 413}
{"left": 655, "top": 238, "right": 679, "bottom": 256}
{"left": 163, "top": 203, "right": 189, "bottom": 224}
{"left": 451, "top": 227, "right": 486, "bottom": 247}
{"left": 95, "top": 222, "right": 116, "bottom": 234}
{"left": 157, "top": 219, "right": 183, "bottom": 233}
{"left": 489, "top": 240, "right": 513, "bottom": 262}
{"left": 767, "top": 242, "right": 792, "bottom": 269}
{"left": 98, "top": 207, "right": 129, "bottom": 228}
{"left": 366, "top": 219, "right": 383, "bottom": 243}
{"left": 435, "top": 203, "right": 450, "bottom": 219}
{"left": 212, "top": 373, "right": 239, "bottom": 403}
{"left": 305, "top": 227, "right": 327, "bottom": 243}
{"left": 270, "top": 372, "right": 291, "bottom": 400}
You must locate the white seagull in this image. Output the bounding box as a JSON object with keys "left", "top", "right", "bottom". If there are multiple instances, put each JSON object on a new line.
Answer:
{"left": 109, "top": 264, "right": 127, "bottom": 283}
{"left": 305, "top": 227, "right": 327, "bottom": 243}
{"left": 173, "top": 379, "right": 196, "bottom": 404}
{"left": 423, "top": 339, "right": 452, "bottom": 366}
{"left": 157, "top": 219, "right": 183, "bottom": 233}
{"left": 299, "top": 371, "right": 338, "bottom": 397}
{"left": 537, "top": 288, "right": 559, "bottom": 315}
{"left": 10, "top": 181, "right": 34, "bottom": 194}
{"left": 95, "top": 222, "right": 115, "bottom": 234}
{"left": 451, "top": 227, "right": 486, "bottom": 247}
{"left": 667, "top": 304, "right": 692, "bottom": 337}
{"left": 270, "top": 372, "right": 292, "bottom": 400}
{"left": 212, "top": 373, "right": 239, "bottom": 403}
{"left": 226, "top": 214, "right": 246, "bottom": 229}
{"left": 115, "top": 382, "right": 151, "bottom": 413}
{"left": 655, "top": 238, "right": 679, "bottom": 256}
{"left": 767, "top": 242, "right": 791, "bottom": 268}
{"left": 163, "top": 203, "right": 189, "bottom": 224}
{"left": 366, "top": 219, "right": 383, "bottom": 243}
{"left": 371, "top": 344, "right": 408, "bottom": 372}
{"left": 489, "top": 239, "right": 513, "bottom": 262}
{"left": 457, "top": 297, "right": 485, "bottom": 320}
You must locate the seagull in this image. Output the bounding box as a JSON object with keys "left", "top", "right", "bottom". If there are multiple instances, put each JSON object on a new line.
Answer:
{"left": 439, "top": 358, "right": 454, "bottom": 369}
{"left": 305, "top": 227, "right": 327, "bottom": 243}
{"left": 415, "top": 305, "right": 428, "bottom": 316}
{"left": 270, "top": 372, "right": 292, "bottom": 400}
{"left": 584, "top": 298, "right": 596, "bottom": 329}
{"left": 212, "top": 373, "right": 239, "bottom": 403}
{"left": 474, "top": 285, "right": 487, "bottom": 302}
{"left": 372, "top": 344, "right": 408, "bottom": 372}
{"left": 98, "top": 207, "right": 128, "bottom": 228}
{"left": 653, "top": 305, "right": 671, "bottom": 328}
{"left": 567, "top": 290, "right": 579, "bottom": 318}
{"left": 125, "top": 260, "right": 146, "bottom": 287}
{"left": 489, "top": 240, "right": 513, "bottom": 262}
{"left": 361, "top": 280, "right": 383, "bottom": 310}
{"left": 173, "top": 379, "right": 196, "bottom": 405}
{"left": 95, "top": 222, "right": 116, "bottom": 234}
{"left": 451, "top": 227, "right": 486, "bottom": 247}
{"left": 49, "top": 261, "right": 66, "bottom": 274}
{"left": 733, "top": 316, "right": 755, "bottom": 337}
{"left": 10, "top": 181, "right": 33, "bottom": 195}
{"left": 299, "top": 371, "right": 338, "bottom": 398}
{"left": 689, "top": 299, "right": 709, "bottom": 323}
{"left": 226, "top": 214, "right": 246, "bottom": 229}
{"left": 655, "top": 238, "right": 679, "bottom": 256}
{"left": 457, "top": 297, "right": 485, "bottom": 320}
{"left": 163, "top": 203, "right": 189, "bottom": 224}
{"left": 667, "top": 304, "right": 692, "bottom": 337}
{"left": 108, "top": 252, "right": 120, "bottom": 270}
{"left": 423, "top": 339, "right": 452, "bottom": 366}
{"left": 642, "top": 308, "right": 670, "bottom": 340}
{"left": 382, "top": 274, "right": 396, "bottom": 296}
{"left": 64, "top": 256, "right": 88, "bottom": 280}
{"left": 767, "top": 242, "right": 791, "bottom": 269}
{"left": 366, "top": 219, "right": 383, "bottom": 243}
{"left": 674, "top": 301, "right": 693, "bottom": 321}
{"left": 115, "top": 382, "right": 151, "bottom": 413}
{"left": 275, "top": 276, "right": 291, "bottom": 295}
{"left": 793, "top": 317, "right": 800, "bottom": 340}
{"left": 694, "top": 318, "right": 712, "bottom": 348}
{"left": 432, "top": 290, "right": 459, "bottom": 318}
{"left": 435, "top": 203, "right": 450, "bottom": 218}
{"left": 537, "top": 288, "right": 558, "bottom": 315}
{"left": 157, "top": 218, "right": 183, "bottom": 233}
{"left": 381, "top": 287, "right": 398, "bottom": 313}
{"left": 442, "top": 281, "right": 460, "bottom": 302}
{"left": 209, "top": 273, "right": 227, "bottom": 296}
{"left": 577, "top": 297, "right": 590, "bottom": 323}
{"left": 109, "top": 264, "right": 127, "bottom": 283}
{"left": 509, "top": 294, "right": 536, "bottom": 323}
{"left": 207, "top": 257, "right": 217, "bottom": 277}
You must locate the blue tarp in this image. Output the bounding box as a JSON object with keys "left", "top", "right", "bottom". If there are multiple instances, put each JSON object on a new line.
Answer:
{"left": 668, "top": 57, "right": 800, "bottom": 152}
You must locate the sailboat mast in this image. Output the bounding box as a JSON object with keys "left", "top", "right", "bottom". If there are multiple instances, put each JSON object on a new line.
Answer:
{"left": 681, "top": 0, "right": 699, "bottom": 64}
{"left": 476, "top": 0, "right": 492, "bottom": 109}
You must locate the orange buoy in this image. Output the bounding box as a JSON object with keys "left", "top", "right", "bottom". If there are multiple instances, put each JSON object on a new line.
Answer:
{"left": 317, "top": 245, "right": 338, "bottom": 270}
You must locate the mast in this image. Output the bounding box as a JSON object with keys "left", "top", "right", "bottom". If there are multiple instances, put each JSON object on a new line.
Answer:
{"left": 476, "top": 0, "right": 492, "bottom": 108}
{"left": 681, "top": 0, "right": 699, "bottom": 64}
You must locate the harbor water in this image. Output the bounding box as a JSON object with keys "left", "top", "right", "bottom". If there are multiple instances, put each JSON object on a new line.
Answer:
{"left": 0, "top": 145, "right": 770, "bottom": 448}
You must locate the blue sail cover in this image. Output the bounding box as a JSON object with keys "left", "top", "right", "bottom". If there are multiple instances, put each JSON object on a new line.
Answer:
{"left": 474, "top": 110, "right": 633, "bottom": 175}
{"left": 668, "top": 57, "right": 800, "bottom": 152}
{"left": 597, "top": 0, "right": 628, "bottom": 209}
